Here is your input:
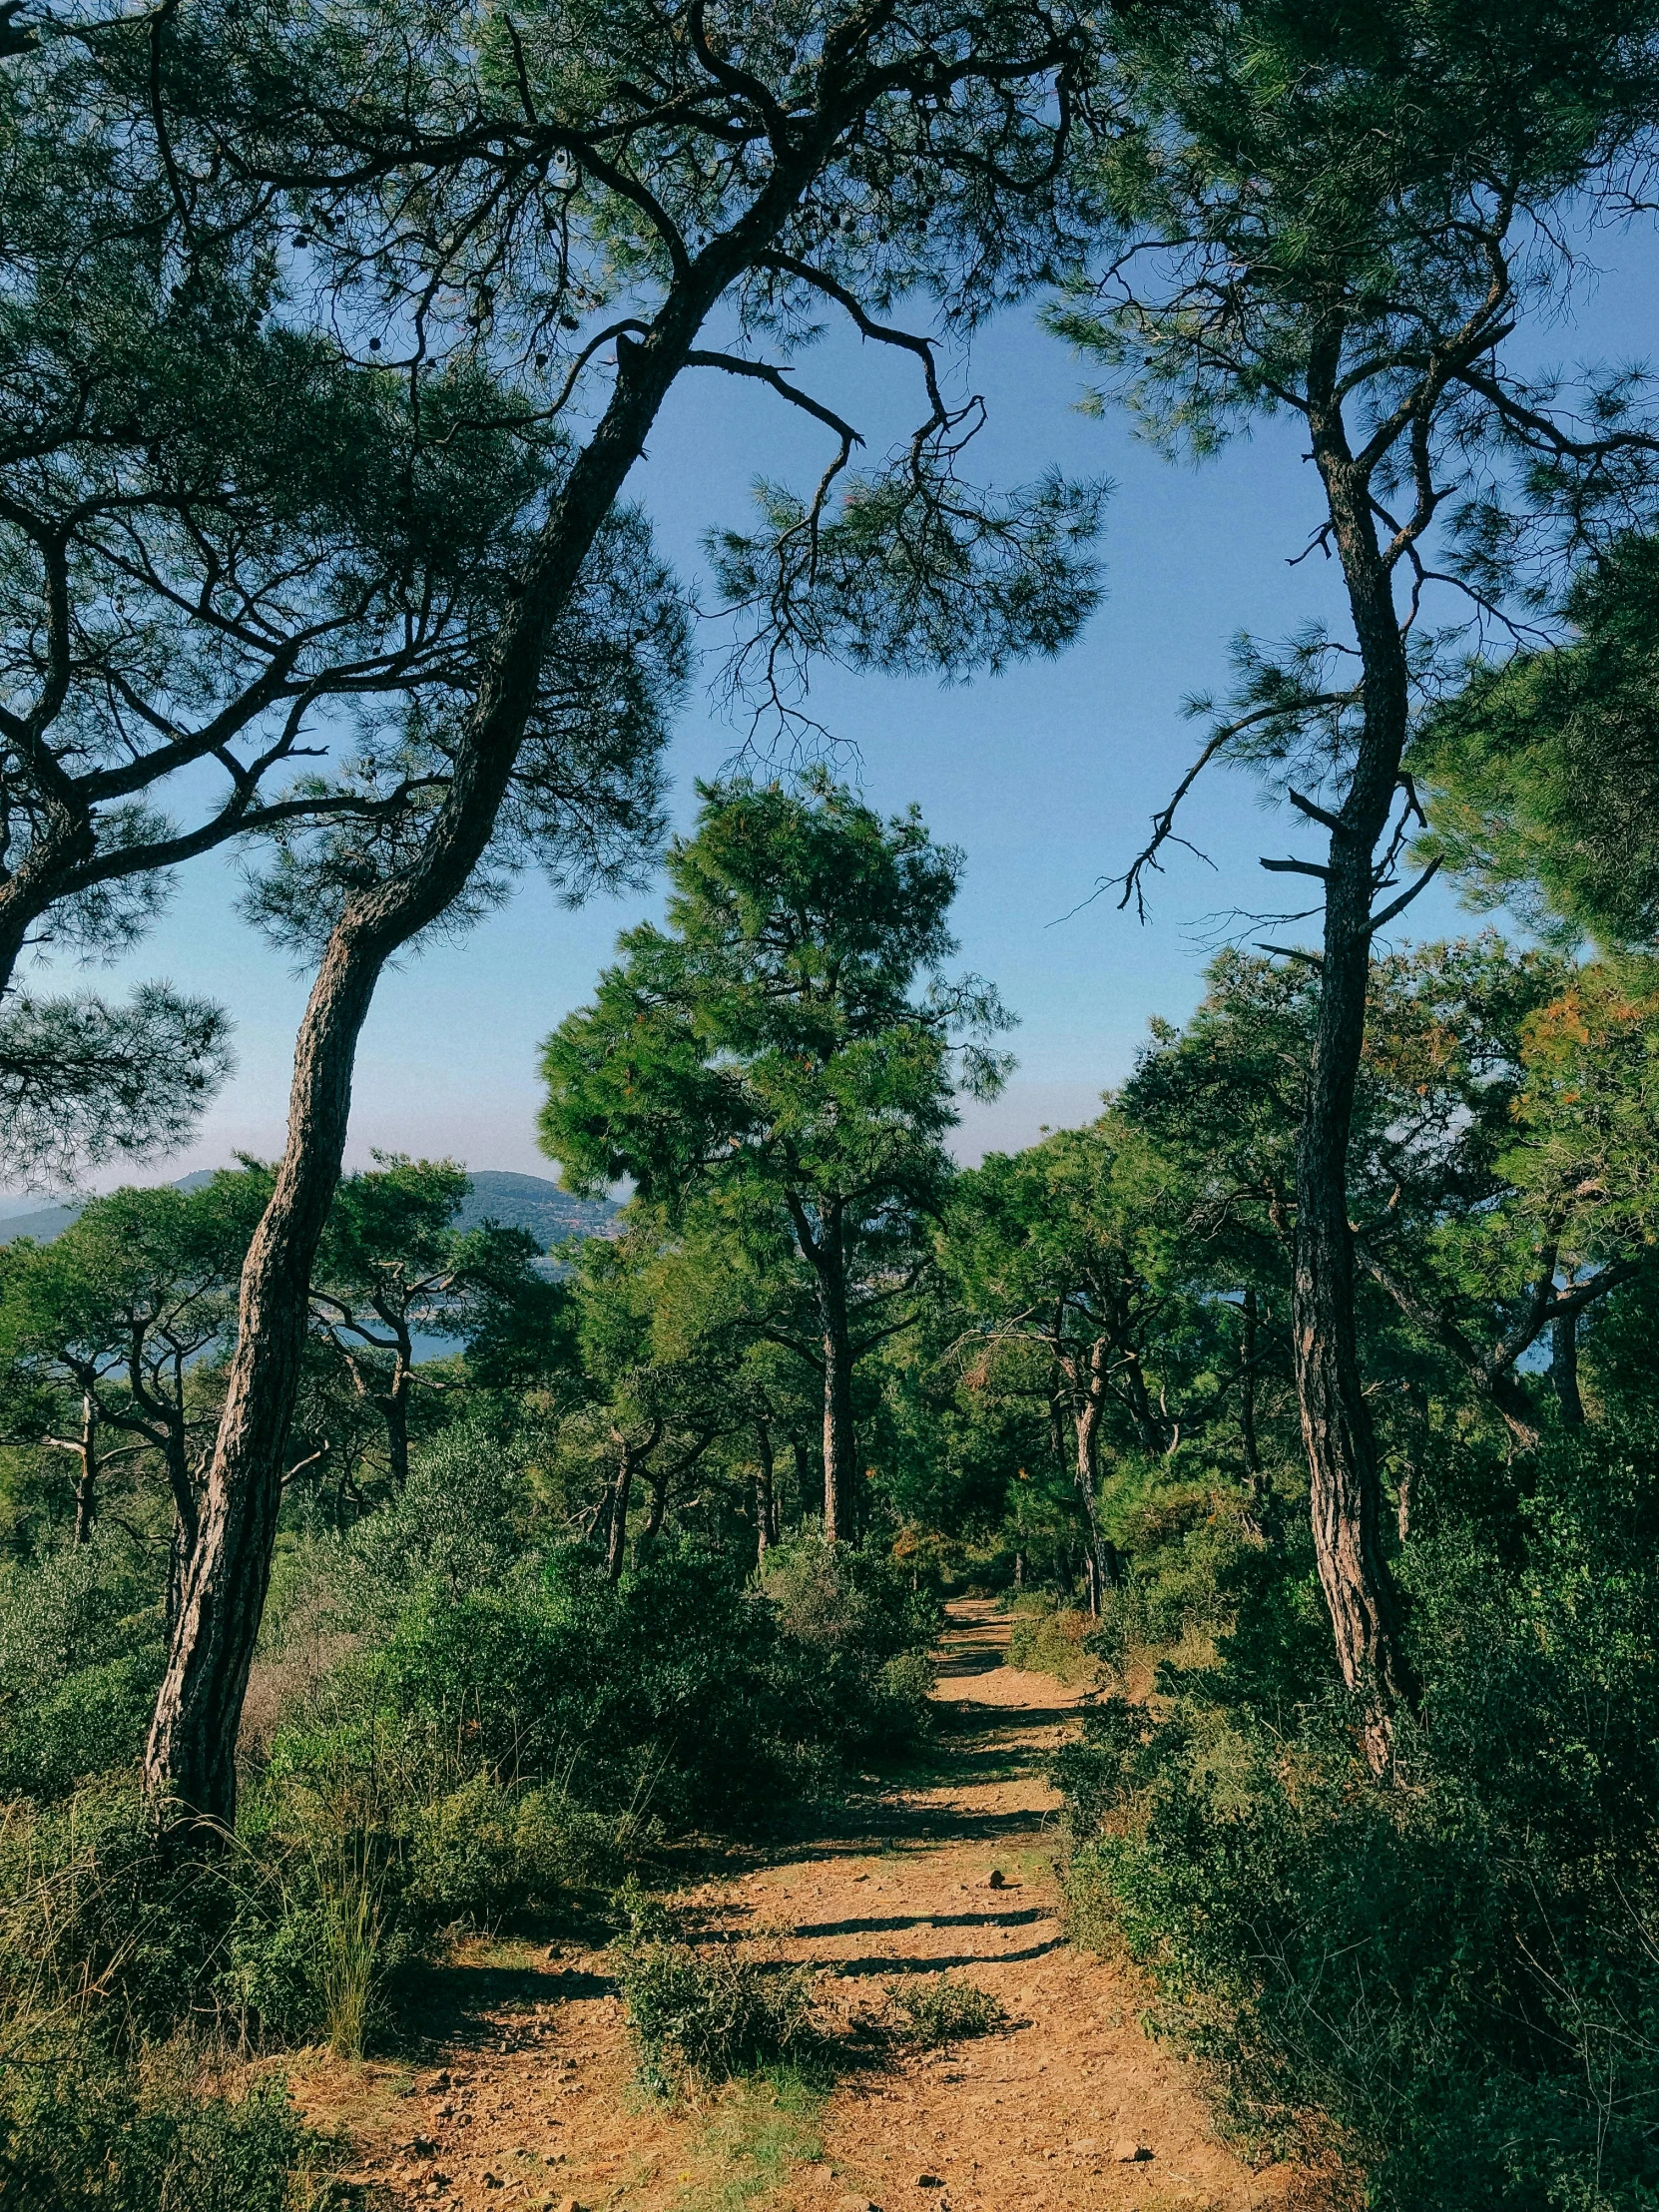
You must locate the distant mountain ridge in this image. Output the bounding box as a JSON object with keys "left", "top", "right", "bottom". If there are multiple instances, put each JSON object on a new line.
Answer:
{"left": 0, "top": 1169, "right": 617, "bottom": 1249}
{"left": 456, "top": 1171, "right": 619, "bottom": 1247}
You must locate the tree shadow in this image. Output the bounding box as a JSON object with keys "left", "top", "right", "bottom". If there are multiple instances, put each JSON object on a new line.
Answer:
{"left": 830, "top": 1936, "right": 1065, "bottom": 1977}
{"left": 792, "top": 1906, "right": 1054, "bottom": 1938}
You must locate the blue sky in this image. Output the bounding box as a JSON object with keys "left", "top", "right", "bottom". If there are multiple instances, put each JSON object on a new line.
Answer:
{"left": 9, "top": 219, "right": 1659, "bottom": 1203}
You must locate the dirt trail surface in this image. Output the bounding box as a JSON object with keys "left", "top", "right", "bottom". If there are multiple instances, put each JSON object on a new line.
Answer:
{"left": 299, "top": 1598, "right": 1307, "bottom": 2212}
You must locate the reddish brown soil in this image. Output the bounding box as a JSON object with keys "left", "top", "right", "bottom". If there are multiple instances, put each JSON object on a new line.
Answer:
{"left": 293, "top": 1599, "right": 1327, "bottom": 2212}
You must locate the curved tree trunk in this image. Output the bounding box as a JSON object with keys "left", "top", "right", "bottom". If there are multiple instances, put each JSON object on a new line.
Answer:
{"left": 141, "top": 253, "right": 762, "bottom": 1824}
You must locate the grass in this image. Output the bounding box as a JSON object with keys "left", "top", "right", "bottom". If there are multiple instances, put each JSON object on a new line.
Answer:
{"left": 313, "top": 1836, "right": 383, "bottom": 2060}
{"left": 670, "top": 2068, "right": 828, "bottom": 2212}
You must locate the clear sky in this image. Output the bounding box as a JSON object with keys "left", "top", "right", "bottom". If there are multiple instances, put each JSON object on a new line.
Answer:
{"left": 9, "top": 219, "right": 1658, "bottom": 1206}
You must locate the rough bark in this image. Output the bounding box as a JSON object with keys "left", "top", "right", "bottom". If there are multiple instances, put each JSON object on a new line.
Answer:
{"left": 1552, "top": 1310, "right": 1585, "bottom": 1425}
{"left": 1300, "top": 386, "right": 1419, "bottom": 1769}
{"left": 606, "top": 1433, "right": 635, "bottom": 1582}
{"left": 383, "top": 1347, "right": 411, "bottom": 1490}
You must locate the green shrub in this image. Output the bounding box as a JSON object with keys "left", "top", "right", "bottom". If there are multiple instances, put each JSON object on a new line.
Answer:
{"left": 760, "top": 1535, "right": 941, "bottom": 1760}
{"left": 0, "top": 2053, "right": 334, "bottom": 2211}
{"left": 616, "top": 1903, "right": 814, "bottom": 2093}
{"left": 1055, "top": 1426, "right": 1659, "bottom": 2209}
{"left": 272, "top": 1522, "right": 940, "bottom": 1845}
{"left": 0, "top": 1537, "right": 166, "bottom": 1801}
{"left": 0, "top": 1784, "right": 234, "bottom": 2053}
{"left": 1005, "top": 1596, "right": 1097, "bottom": 1684}
{"left": 885, "top": 1974, "right": 1008, "bottom": 2046}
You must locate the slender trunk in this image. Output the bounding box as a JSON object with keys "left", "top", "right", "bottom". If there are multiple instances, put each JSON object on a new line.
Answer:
{"left": 815, "top": 1223, "right": 858, "bottom": 1543}
{"left": 71, "top": 1393, "right": 97, "bottom": 1544}
{"left": 384, "top": 1356, "right": 411, "bottom": 1490}
{"left": 142, "top": 269, "right": 739, "bottom": 1824}
{"left": 607, "top": 1438, "right": 635, "bottom": 1584}
{"left": 1300, "top": 398, "right": 1419, "bottom": 1769}
{"left": 754, "top": 1420, "right": 777, "bottom": 1560}
{"left": 1552, "top": 1309, "right": 1585, "bottom": 1426}
{"left": 1395, "top": 1461, "right": 1415, "bottom": 1544}
{"left": 791, "top": 1436, "right": 813, "bottom": 1530}
{"left": 145, "top": 934, "right": 381, "bottom": 1818}
{"left": 1073, "top": 1347, "right": 1119, "bottom": 1615}
{"left": 1013, "top": 1550, "right": 1024, "bottom": 1593}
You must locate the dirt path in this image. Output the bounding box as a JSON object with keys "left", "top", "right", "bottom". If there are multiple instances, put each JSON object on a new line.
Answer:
{"left": 304, "top": 1599, "right": 1307, "bottom": 2212}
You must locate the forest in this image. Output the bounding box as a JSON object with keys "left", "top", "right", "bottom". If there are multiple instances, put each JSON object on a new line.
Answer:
{"left": 6, "top": 2, "right": 1659, "bottom": 2208}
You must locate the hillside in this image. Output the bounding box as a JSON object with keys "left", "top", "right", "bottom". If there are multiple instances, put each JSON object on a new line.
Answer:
{"left": 454, "top": 1170, "right": 619, "bottom": 1247}
{"left": 0, "top": 1169, "right": 617, "bottom": 1250}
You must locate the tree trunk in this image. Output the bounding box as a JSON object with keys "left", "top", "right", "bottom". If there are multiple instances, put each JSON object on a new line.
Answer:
{"left": 1299, "top": 402, "right": 1419, "bottom": 1770}
{"left": 791, "top": 1436, "right": 813, "bottom": 1530}
{"left": 142, "top": 261, "right": 745, "bottom": 1825}
{"left": 384, "top": 1351, "right": 411, "bottom": 1490}
{"left": 641, "top": 1468, "right": 668, "bottom": 1547}
{"left": 606, "top": 1437, "right": 635, "bottom": 1583}
{"left": 754, "top": 1420, "right": 777, "bottom": 1560}
{"left": 71, "top": 1393, "right": 97, "bottom": 1544}
{"left": 1552, "top": 1309, "right": 1585, "bottom": 1425}
{"left": 1072, "top": 1354, "right": 1118, "bottom": 1617}
{"left": 816, "top": 1227, "right": 859, "bottom": 1543}
{"left": 145, "top": 930, "right": 383, "bottom": 1819}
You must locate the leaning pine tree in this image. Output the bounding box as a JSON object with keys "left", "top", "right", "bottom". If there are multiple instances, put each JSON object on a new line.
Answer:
{"left": 539, "top": 775, "right": 1013, "bottom": 1542}
{"left": 136, "top": 0, "right": 1105, "bottom": 1824}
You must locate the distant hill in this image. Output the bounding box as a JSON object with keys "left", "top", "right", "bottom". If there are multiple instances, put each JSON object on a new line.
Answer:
{"left": 454, "top": 1171, "right": 619, "bottom": 1249}
{"left": 0, "top": 1168, "right": 618, "bottom": 1250}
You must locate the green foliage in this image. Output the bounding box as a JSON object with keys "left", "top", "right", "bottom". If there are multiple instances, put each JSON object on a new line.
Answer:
{"left": 1056, "top": 1421, "right": 1659, "bottom": 2209}
{"left": 1417, "top": 533, "right": 1659, "bottom": 949}
{"left": 0, "top": 2059, "right": 333, "bottom": 2212}
{"left": 616, "top": 1898, "right": 815, "bottom": 2093}
{"left": 318, "top": 1530, "right": 933, "bottom": 1832}
{"left": 0, "top": 1539, "right": 166, "bottom": 1800}
{"left": 539, "top": 775, "right": 1012, "bottom": 1519}
{"left": 1004, "top": 1597, "right": 1098, "bottom": 1685}
{"left": 885, "top": 1974, "right": 1008, "bottom": 2046}
{"left": 541, "top": 773, "right": 1008, "bottom": 1214}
